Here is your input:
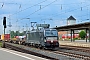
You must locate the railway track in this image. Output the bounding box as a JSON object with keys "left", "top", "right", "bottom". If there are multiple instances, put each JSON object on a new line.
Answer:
{"left": 60, "top": 45, "right": 90, "bottom": 53}
{"left": 54, "top": 45, "right": 90, "bottom": 60}
{"left": 54, "top": 50, "right": 90, "bottom": 60}
{"left": 4, "top": 42, "right": 58, "bottom": 60}
{"left": 4, "top": 42, "right": 90, "bottom": 60}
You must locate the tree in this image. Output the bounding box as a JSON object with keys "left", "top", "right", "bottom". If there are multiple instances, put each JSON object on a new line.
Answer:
{"left": 79, "top": 30, "right": 86, "bottom": 39}
{"left": 15, "top": 31, "right": 25, "bottom": 36}
{"left": 10, "top": 31, "right": 15, "bottom": 38}
{"left": 19, "top": 33, "right": 24, "bottom": 36}
{"left": 15, "top": 31, "right": 20, "bottom": 36}
{"left": 23, "top": 31, "right": 26, "bottom": 34}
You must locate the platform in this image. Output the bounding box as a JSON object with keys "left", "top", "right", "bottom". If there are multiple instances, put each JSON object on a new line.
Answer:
{"left": 59, "top": 40, "right": 90, "bottom": 48}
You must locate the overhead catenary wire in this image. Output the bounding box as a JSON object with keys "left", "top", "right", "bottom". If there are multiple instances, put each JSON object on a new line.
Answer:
{"left": 39, "top": 5, "right": 90, "bottom": 24}
{"left": 8, "top": 0, "right": 48, "bottom": 17}
{"left": 6, "top": 0, "right": 56, "bottom": 20}
{"left": 1, "top": 1, "right": 89, "bottom": 20}
{"left": 44, "top": 3, "right": 90, "bottom": 20}
{"left": 1, "top": 0, "right": 90, "bottom": 25}
{"left": 1, "top": 1, "right": 90, "bottom": 32}
{"left": 21, "top": 0, "right": 57, "bottom": 20}
{"left": 24, "top": 1, "right": 90, "bottom": 22}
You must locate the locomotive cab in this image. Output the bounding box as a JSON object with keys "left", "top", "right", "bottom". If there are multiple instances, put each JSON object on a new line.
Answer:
{"left": 43, "top": 29, "right": 59, "bottom": 49}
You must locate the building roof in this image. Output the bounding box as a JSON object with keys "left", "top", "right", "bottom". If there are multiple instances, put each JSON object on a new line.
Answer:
{"left": 67, "top": 16, "right": 76, "bottom": 20}
{"left": 53, "top": 22, "right": 90, "bottom": 31}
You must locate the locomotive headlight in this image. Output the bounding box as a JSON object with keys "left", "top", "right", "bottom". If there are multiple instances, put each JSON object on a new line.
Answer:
{"left": 51, "top": 40, "right": 53, "bottom": 43}
{"left": 44, "top": 40, "right": 46, "bottom": 42}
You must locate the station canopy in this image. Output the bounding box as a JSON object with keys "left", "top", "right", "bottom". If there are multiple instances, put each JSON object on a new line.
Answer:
{"left": 53, "top": 22, "right": 90, "bottom": 31}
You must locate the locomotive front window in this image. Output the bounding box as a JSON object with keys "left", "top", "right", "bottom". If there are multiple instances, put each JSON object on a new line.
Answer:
{"left": 45, "top": 30, "right": 58, "bottom": 36}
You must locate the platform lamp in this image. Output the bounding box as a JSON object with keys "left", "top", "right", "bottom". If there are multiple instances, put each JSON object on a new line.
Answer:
{"left": 2, "top": 17, "right": 6, "bottom": 48}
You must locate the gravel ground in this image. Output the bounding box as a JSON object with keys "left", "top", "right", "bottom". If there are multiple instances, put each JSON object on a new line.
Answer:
{"left": 5, "top": 43, "right": 83, "bottom": 60}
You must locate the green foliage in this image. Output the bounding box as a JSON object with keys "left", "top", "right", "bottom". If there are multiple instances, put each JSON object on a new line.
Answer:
{"left": 10, "top": 31, "right": 15, "bottom": 38}
{"left": 10, "top": 31, "right": 25, "bottom": 38}
{"left": 79, "top": 30, "right": 86, "bottom": 39}
{"left": 0, "top": 42, "right": 2, "bottom": 47}
{"left": 15, "top": 31, "right": 19, "bottom": 36}
{"left": 73, "top": 38, "right": 78, "bottom": 40}
{"left": 19, "top": 33, "right": 24, "bottom": 36}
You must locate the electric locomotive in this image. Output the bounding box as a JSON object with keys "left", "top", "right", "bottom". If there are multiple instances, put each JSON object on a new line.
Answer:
{"left": 25, "top": 24, "right": 59, "bottom": 49}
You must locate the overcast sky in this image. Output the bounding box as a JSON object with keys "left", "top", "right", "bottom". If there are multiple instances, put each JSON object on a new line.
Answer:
{"left": 0, "top": 0, "right": 90, "bottom": 34}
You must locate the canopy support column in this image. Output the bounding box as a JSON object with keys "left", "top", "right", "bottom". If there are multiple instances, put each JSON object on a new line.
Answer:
{"left": 89, "top": 27, "right": 90, "bottom": 42}
{"left": 71, "top": 29, "right": 73, "bottom": 42}
{"left": 72, "top": 30, "right": 74, "bottom": 42}
{"left": 86, "top": 28, "right": 88, "bottom": 42}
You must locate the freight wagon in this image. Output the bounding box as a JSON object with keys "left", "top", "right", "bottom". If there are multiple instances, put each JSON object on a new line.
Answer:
{"left": 1, "top": 34, "right": 10, "bottom": 42}
{"left": 0, "top": 35, "right": 1, "bottom": 41}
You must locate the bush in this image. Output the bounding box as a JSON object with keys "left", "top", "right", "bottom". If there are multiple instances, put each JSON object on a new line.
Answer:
{"left": 73, "top": 38, "right": 78, "bottom": 40}
{"left": 79, "top": 30, "right": 86, "bottom": 39}
{"left": 0, "top": 42, "right": 2, "bottom": 47}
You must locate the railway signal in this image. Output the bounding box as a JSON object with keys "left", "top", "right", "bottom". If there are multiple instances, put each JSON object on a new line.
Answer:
{"left": 3, "top": 17, "right": 6, "bottom": 28}
{"left": 2, "top": 16, "right": 7, "bottom": 48}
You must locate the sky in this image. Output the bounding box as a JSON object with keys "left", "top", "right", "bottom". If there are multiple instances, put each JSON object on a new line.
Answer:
{"left": 0, "top": 0, "right": 90, "bottom": 34}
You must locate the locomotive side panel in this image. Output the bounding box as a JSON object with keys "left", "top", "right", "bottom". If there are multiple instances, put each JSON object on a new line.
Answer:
{"left": 26, "top": 32, "right": 43, "bottom": 45}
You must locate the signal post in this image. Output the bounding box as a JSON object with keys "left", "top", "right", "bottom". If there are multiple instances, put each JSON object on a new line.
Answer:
{"left": 2, "top": 17, "right": 6, "bottom": 48}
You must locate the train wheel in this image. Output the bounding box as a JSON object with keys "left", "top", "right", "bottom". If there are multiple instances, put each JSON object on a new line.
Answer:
{"left": 35, "top": 44, "right": 38, "bottom": 48}
{"left": 39, "top": 45, "right": 43, "bottom": 49}
{"left": 19, "top": 41, "right": 21, "bottom": 45}
{"left": 24, "top": 43, "right": 27, "bottom": 46}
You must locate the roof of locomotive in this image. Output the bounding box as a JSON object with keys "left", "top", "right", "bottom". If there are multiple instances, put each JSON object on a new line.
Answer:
{"left": 26, "top": 28, "right": 57, "bottom": 34}
{"left": 44, "top": 28, "right": 57, "bottom": 30}
{"left": 39, "top": 28, "right": 57, "bottom": 32}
